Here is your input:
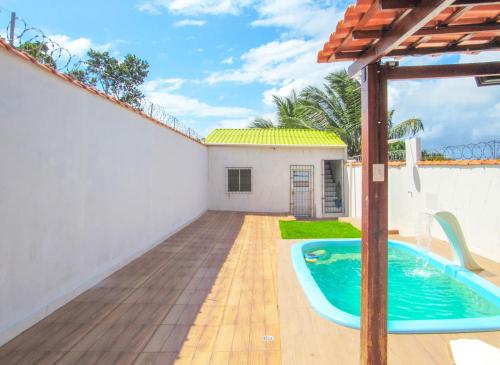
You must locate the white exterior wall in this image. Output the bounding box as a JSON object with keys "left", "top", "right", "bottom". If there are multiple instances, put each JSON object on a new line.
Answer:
{"left": 208, "top": 145, "right": 347, "bottom": 217}
{"left": 347, "top": 163, "right": 500, "bottom": 263}
{"left": 0, "top": 48, "right": 208, "bottom": 345}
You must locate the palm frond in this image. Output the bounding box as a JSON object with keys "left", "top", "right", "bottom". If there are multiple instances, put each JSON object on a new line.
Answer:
{"left": 249, "top": 118, "right": 276, "bottom": 129}
{"left": 389, "top": 118, "right": 424, "bottom": 139}
{"left": 258, "top": 69, "right": 423, "bottom": 157}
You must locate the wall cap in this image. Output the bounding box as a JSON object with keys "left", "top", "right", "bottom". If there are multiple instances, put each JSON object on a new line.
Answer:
{"left": 348, "top": 161, "right": 406, "bottom": 167}
{"left": 417, "top": 160, "right": 500, "bottom": 166}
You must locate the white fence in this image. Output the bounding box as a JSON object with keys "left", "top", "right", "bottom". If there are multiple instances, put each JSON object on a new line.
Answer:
{"left": 0, "top": 46, "right": 208, "bottom": 345}
{"left": 347, "top": 138, "right": 500, "bottom": 263}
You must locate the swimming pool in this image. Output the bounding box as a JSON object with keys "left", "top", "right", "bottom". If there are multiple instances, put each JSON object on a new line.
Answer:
{"left": 292, "top": 239, "right": 500, "bottom": 333}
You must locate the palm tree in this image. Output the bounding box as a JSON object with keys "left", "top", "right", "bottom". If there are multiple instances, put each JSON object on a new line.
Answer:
{"left": 299, "top": 70, "right": 362, "bottom": 155}
{"left": 387, "top": 110, "right": 423, "bottom": 140}
{"left": 249, "top": 91, "right": 314, "bottom": 129}
{"left": 250, "top": 117, "right": 276, "bottom": 128}
{"left": 251, "top": 70, "right": 424, "bottom": 156}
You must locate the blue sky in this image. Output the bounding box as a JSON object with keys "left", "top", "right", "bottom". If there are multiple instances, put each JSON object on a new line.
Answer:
{"left": 1, "top": 0, "right": 499, "bottom": 149}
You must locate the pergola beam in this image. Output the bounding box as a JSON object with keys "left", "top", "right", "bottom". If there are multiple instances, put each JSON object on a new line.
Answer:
{"left": 337, "top": 40, "right": 500, "bottom": 60}
{"left": 348, "top": 0, "right": 456, "bottom": 76}
{"left": 385, "top": 61, "right": 500, "bottom": 79}
{"left": 443, "top": 5, "right": 474, "bottom": 25}
{"left": 380, "top": 0, "right": 500, "bottom": 10}
{"left": 452, "top": 0, "right": 500, "bottom": 5}
{"left": 352, "top": 23, "right": 500, "bottom": 40}
{"left": 388, "top": 40, "right": 500, "bottom": 56}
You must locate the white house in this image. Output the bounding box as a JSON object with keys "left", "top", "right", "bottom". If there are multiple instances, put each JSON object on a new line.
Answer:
{"left": 206, "top": 129, "right": 348, "bottom": 218}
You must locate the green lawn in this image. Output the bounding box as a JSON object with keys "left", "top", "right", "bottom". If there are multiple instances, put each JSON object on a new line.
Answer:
{"left": 279, "top": 220, "right": 361, "bottom": 239}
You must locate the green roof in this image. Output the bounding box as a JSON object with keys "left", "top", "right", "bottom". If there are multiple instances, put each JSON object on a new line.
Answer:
{"left": 205, "top": 129, "right": 346, "bottom": 147}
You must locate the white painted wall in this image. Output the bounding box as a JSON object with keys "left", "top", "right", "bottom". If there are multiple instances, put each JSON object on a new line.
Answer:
{"left": 0, "top": 48, "right": 208, "bottom": 345}
{"left": 347, "top": 153, "right": 500, "bottom": 263}
{"left": 208, "top": 145, "right": 347, "bottom": 217}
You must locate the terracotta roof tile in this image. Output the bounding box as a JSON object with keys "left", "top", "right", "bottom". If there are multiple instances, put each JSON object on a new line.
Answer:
{"left": 317, "top": 0, "right": 500, "bottom": 63}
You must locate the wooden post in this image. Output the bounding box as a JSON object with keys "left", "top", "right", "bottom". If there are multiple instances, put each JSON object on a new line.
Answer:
{"left": 360, "top": 63, "right": 388, "bottom": 365}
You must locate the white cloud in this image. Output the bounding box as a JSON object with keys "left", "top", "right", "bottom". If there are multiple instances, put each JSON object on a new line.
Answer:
{"left": 262, "top": 80, "right": 305, "bottom": 106}
{"left": 459, "top": 50, "right": 500, "bottom": 64}
{"left": 252, "top": 0, "right": 342, "bottom": 38}
{"left": 389, "top": 65, "right": 500, "bottom": 148}
{"left": 144, "top": 79, "right": 254, "bottom": 119}
{"left": 173, "top": 19, "right": 206, "bottom": 27}
{"left": 143, "top": 77, "right": 255, "bottom": 123}
{"left": 48, "top": 35, "right": 95, "bottom": 57}
{"left": 142, "top": 78, "right": 186, "bottom": 92}
{"left": 202, "top": 1, "right": 346, "bottom": 115}
{"left": 136, "top": 0, "right": 252, "bottom": 16}
{"left": 137, "top": 0, "right": 341, "bottom": 30}
{"left": 138, "top": 0, "right": 346, "bottom": 113}
{"left": 136, "top": 2, "right": 162, "bottom": 14}
{"left": 215, "top": 118, "right": 254, "bottom": 128}
{"left": 221, "top": 56, "right": 234, "bottom": 65}
{"left": 254, "top": 112, "right": 277, "bottom": 123}
{"left": 207, "top": 39, "right": 344, "bottom": 85}
{"left": 207, "top": 38, "right": 346, "bottom": 112}
{"left": 147, "top": 91, "right": 253, "bottom": 118}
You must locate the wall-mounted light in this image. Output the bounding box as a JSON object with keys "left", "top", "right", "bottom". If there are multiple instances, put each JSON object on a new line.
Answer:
{"left": 385, "top": 60, "right": 399, "bottom": 69}
{"left": 475, "top": 75, "right": 500, "bottom": 87}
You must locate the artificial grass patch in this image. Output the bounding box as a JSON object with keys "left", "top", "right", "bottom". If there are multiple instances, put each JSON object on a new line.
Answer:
{"left": 279, "top": 219, "right": 361, "bottom": 239}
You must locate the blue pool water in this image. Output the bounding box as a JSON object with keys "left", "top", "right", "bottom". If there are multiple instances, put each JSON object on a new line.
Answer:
{"left": 292, "top": 239, "right": 500, "bottom": 333}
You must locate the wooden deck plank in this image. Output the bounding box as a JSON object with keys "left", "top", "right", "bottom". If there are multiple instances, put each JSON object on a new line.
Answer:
{"left": 2, "top": 211, "right": 498, "bottom": 364}
{"left": 0, "top": 212, "right": 283, "bottom": 364}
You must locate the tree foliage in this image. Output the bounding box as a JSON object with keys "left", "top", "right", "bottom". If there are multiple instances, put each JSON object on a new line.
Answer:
{"left": 421, "top": 150, "right": 447, "bottom": 161}
{"left": 388, "top": 140, "right": 405, "bottom": 152}
{"left": 17, "top": 41, "right": 56, "bottom": 68}
{"left": 251, "top": 70, "right": 424, "bottom": 156}
{"left": 68, "top": 50, "right": 149, "bottom": 108}
{"left": 17, "top": 39, "right": 150, "bottom": 109}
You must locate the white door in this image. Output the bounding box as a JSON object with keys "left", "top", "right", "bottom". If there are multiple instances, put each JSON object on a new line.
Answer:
{"left": 290, "top": 165, "right": 314, "bottom": 217}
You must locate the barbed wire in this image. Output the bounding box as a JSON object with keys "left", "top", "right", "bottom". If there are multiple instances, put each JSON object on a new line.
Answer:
{"left": 422, "top": 139, "right": 500, "bottom": 161}
{"left": 349, "top": 150, "right": 406, "bottom": 162}
{"left": 141, "top": 100, "right": 201, "bottom": 139}
{"left": 348, "top": 139, "right": 500, "bottom": 162}
{"left": 2, "top": 14, "right": 83, "bottom": 71}
{"left": 0, "top": 8, "right": 201, "bottom": 141}
{"left": 388, "top": 150, "right": 405, "bottom": 162}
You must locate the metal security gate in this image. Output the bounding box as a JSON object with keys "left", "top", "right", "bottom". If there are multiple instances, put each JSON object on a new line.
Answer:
{"left": 290, "top": 165, "right": 314, "bottom": 217}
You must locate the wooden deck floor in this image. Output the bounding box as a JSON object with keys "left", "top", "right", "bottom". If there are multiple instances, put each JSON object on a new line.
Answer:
{"left": 0, "top": 212, "right": 281, "bottom": 365}
{"left": 1, "top": 212, "right": 499, "bottom": 364}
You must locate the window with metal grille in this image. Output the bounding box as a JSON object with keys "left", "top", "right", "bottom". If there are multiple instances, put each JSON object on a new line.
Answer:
{"left": 226, "top": 168, "right": 252, "bottom": 193}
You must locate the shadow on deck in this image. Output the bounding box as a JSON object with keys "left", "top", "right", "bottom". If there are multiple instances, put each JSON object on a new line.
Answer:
{"left": 0, "top": 211, "right": 262, "bottom": 365}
